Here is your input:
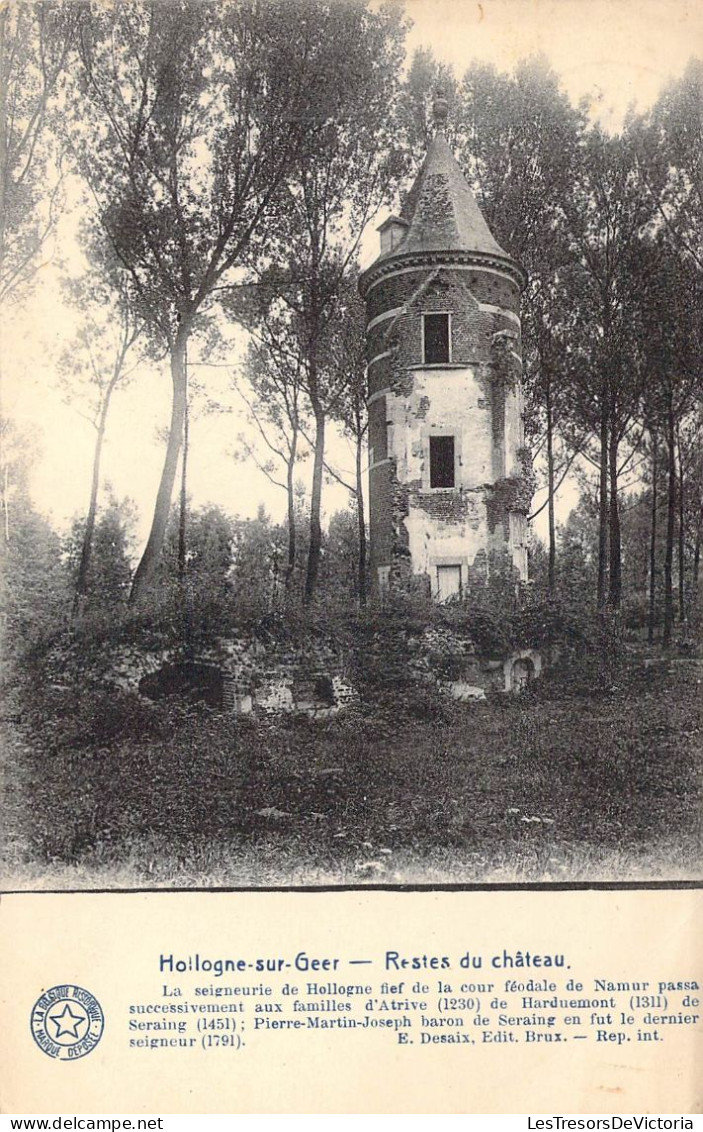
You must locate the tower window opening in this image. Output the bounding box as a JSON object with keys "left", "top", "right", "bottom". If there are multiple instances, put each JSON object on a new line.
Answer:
{"left": 429, "top": 435, "right": 455, "bottom": 488}
{"left": 423, "top": 313, "right": 450, "bottom": 364}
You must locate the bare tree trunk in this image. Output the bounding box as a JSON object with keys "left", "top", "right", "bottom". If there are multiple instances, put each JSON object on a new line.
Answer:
{"left": 2, "top": 463, "right": 9, "bottom": 544}
{"left": 648, "top": 431, "right": 658, "bottom": 645}
{"left": 677, "top": 425, "right": 685, "bottom": 624}
{"left": 693, "top": 493, "right": 702, "bottom": 590}
{"left": 130, "top": 325, "right": 189, "bottom": 603}
{"left": 284, "top": 435, "right": 297, "bottom": 591}
{"left": 355, "top": 430, "right": 367, "bottom": 605}
{"left": 663, "top": 401, "right": 676, "bottom": 648}
{"left": 597, "top": 398, "right": 609, "bottom": 611}
{"left": 693, "top": 457, "right": 703, "bottom": 604}
{"left": 305, "top": 404, "right": 325, "bottom": 604}
{"left": 178, "top": 361, "right": 189, "bottom": 583}
{"left": 692, "top": 508, "right": 702, "bottom": 625}
{"left": 177, "top": 356, "right": 192, "bottom": 652}
{"left": 607, "top": 413, "right": 621, "bottom": 610}
{"left": 0, "top": 348, "right": 9, "bottom": 544}
{"left": 0, "top": 11, "right": 8, "bottom": 300}
{"left": 74, "top": 376, "right": 119, "bottom": 606}
{"left": 545, "top": 377, "right": 556, "bottom": 597}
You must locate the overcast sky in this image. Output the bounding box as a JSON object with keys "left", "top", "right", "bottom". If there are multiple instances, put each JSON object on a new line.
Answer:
{"left": 4, "top": 0, "right": 701, "bottom": 550}
{"left": 404, "top": 0, "right": 700, "bottom": 133}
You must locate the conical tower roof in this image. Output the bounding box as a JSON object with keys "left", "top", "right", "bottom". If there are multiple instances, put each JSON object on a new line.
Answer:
{"left": 396, "top": 130, "right": 509, "bottom": 260}
{"left": 360, "top": 91, "right": 526, "bottom": 295}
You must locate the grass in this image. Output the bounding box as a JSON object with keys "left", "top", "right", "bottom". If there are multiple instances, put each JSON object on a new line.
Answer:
{"left": 1, "top": 659, "right": 701, "bottom": 888}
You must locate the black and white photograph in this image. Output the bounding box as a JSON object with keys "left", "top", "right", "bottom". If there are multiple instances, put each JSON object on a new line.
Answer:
{"left": 1, "top": 0, "right": 701, "bottom": 893}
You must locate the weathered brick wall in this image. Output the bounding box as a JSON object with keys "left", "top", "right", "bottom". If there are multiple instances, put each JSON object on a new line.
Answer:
{"left": 363, "top": 257, "right": 530, "bottom": 594}
{"left": 365, "top": 264, "right": 519, "bottom": 325}
{"left": 368, "top": 461, "right": 395, "bottom": 567}
{"left": 127, "top": 637, "right": 361, "bottom": 718}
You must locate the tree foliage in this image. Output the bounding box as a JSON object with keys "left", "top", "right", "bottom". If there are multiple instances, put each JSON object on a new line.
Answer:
{"left": 0, "top": 1, "right": 76, "bottom": 306}
{"left": 3, "top": 14, "right": 702, "bottom": 658}
{"left": 67, "top": 0, "right": 379, "bottom": 599}
{"left": 235, "top": 1, "right": 405, "bottom": 601}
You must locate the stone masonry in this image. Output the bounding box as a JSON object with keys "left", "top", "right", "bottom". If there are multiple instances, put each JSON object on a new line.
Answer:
{"left": 359, "top": 93, "right": 532, "bottom": 600}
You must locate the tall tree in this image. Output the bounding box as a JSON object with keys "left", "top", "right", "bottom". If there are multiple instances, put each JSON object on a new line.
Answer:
{"left": 559, "top": 127, "right": 654, "bottom": 609}
{"left": 241, "top": 2, "right": 406, "bottom": 602}
{"left": 324, "top": 275, "right": 369, "bottom": 603}
{"left": 455, "top": 57, "right": 583, "bottom": 268}
{"left": 635, "top": 236, "right": 701, "bottom": 644}
{"left": 64, "top": 493, "right": 137, "bottom": 609}
{"left": 232, "top": 332, "right": 311, "bottom": 592}
{"left": 645, "top": 429, "right": 661, "bottom": 643}
{"left": 682, "top": 409, "right": 703, "bottom": 622}
{"left": 0, "top": 418, "right": 68, "bottom": 660}
{"left": 633, "top": 59, "right": 703, "bottom": 275}
{"left": 523, "top": 273, "right": 591, "bottom": 596}
{"left": 229, "top": 503, "right": 288, "bottom": 617}
{"left": 160, "top": 502, "right": 234, "bottom": 599}
{"left": 57, "top": 247, "right": 144, "bottom": 609}
{"left": 0, "top": 1, "right": 76, "bottom": 307}
{"left": 66, "top": 0, "right": 344, "bottom": 601}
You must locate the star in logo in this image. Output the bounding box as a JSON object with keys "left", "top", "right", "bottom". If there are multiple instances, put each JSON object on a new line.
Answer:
{"left": 49, "top": 1003, "right": 87, "bottom": 1040}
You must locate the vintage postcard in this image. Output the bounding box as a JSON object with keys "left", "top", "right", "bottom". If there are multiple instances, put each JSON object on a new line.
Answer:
{"left": 0, "top": 0, "right": 701, "bottom": 1115}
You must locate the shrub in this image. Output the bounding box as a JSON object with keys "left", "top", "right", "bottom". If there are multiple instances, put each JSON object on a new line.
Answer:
{"left": 20, "top": 684, "right": 179, "bottom": 755}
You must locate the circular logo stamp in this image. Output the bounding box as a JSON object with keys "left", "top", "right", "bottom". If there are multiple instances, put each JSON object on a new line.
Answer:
{"left": 30, "top": 985, "right": 104, "bottom": 1060}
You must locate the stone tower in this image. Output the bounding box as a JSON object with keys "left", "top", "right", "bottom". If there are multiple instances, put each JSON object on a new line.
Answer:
{"left": 359, "top": 95, "right": 532, "bottom": 601}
